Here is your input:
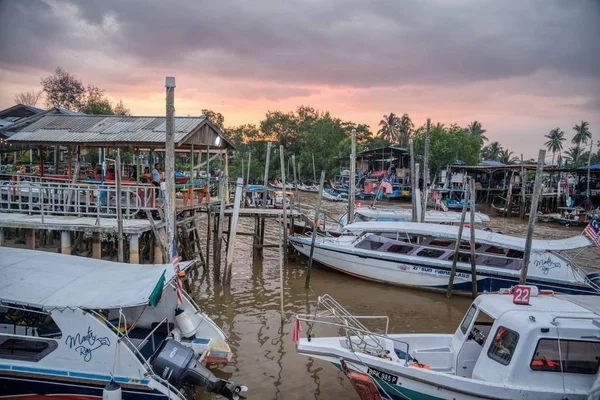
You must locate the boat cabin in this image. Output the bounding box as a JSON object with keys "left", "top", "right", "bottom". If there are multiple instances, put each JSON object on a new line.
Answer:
{"left": 450, "top": 291, "right": 599, "bottom": 390}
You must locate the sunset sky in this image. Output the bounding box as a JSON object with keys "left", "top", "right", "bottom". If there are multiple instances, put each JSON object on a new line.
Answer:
{"left": 0, "top": 0, "right": 598, "bottom": 159}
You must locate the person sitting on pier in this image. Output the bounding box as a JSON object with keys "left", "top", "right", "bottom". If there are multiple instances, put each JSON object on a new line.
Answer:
{"left": 106, "top": 168, "right": 116, "bottom": 180}
{"left": 87, "top": 162, "right": 97, "bottom": 178}
{"left": 141, "top": 166, "right": 152, "bottom": 183}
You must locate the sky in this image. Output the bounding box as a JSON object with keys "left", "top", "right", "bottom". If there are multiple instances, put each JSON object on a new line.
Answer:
{"left": 0, "top": 0, "right": 599, "bottom": 159}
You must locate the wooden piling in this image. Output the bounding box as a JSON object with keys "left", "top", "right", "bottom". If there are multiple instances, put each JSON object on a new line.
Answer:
{"left": 61, "top": 231, "right": 71, "bottom": 255}
{"left": 129, "top": 234, "right": 139, "bottom": 264}
{"left": 305, "top": 170, "right": 326, "bottom": 289}
{"left": 279, "top": 145, "right": 289, "bottom": 265}
{"left": 348, "top": 129, "right": 356, "bottom": 225}
{"left": 312, "top": 153, "right": 317, "bottom": 183}
{"left": 116, "top": 149, "right": 124, "bottom": 262}
{"left": 224, "top": 177, "right": 243, "bottom": 283}
{"left": 520, "top": 154, "right": 526, "bottom": 219}
{"left": 504, "top": 170, "right": 515, "bottom": 218}
{"left": 469, "top": 179, "right": 477, "bottom": 299}
{"left": 246, "top": 152, "right": 252, "bottom": 187}
{"left": 421, "top": 119, "right": 430, "bottom": 223}
{"left": 409, "top": 139, "right": 417, "bottom": 222}
{"left": 292, "top": 154, "right": 299, "bottom": 209}
{"left": 92, "top": 232, "right": 101, "bottom": 259}
{"left": 214, "top": 176, "right": 227, "bottom": 276}
{"left": 164, "top": 77, "right": 176, "bottom": 258}
{"left": 25, "top": 229, "right": 35, "bottom": 250}
{"left": 0, "top": 228, "right": 5, "bottom": 247}
{"left": 520, "top": 149, "right": 546, "bottom": 285}
{"left": 447, "top": 176, "right": 469, "bottom": 298}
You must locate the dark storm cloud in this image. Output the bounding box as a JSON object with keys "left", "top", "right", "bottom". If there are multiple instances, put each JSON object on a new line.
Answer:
{"left": 1, "top": 0, "right": 599, "bottom": 90}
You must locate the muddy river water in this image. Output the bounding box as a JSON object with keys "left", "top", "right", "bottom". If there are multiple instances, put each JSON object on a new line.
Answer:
{"left": 193, "top": 194, "right": 599, "bottom": 399}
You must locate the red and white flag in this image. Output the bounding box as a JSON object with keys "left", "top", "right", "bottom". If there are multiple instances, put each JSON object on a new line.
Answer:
{"left": 584, "top": 218, "right": 600, "bottom": 248}
{"left": 172, "top": 240, "right": 184, "bottom": 305}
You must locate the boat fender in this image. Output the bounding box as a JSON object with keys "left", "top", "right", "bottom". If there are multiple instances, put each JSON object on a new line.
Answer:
{"left": 171, "top": 327, "right": 183, "bottom": 341}
{"left": 103, "top": 379, "right": 122, "bottom": 400}
{"left": 409, "top": 362, "right": 430, "bottom": 370}
{"left": 175, "top": 308, "right": 197, "bottom": 338}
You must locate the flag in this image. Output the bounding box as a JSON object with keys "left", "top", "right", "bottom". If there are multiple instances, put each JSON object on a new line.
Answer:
{"left": 148, "top": 270, "right": 166, "bottom": 307}
{"left": 584, "top": 218, "right": 600, "bottom": 248}
{"left": 292, "top": 316, "right": 303, "bottom": 343}
{"left": 172, "top": 240, "right": 184, "bottom": 305}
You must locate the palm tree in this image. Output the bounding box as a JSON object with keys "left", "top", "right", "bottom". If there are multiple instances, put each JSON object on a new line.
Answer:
{"left": 467, "top": 120, "right": 488, "bottom": 142}
{"left": 544, "top": 128, "right": 566, "bottom": 165}
{"left": 482, "top": 141, "right": 502, "bottom": 161}
{"left": 398, "top": 113, "right": 413, "bottom": 147}
{"left": 498, "top": 149, "right": 518, "bottom": 164}
{"left": 564, "top": 145, "right": 583, "bottom": 167}
{"left": 572, "top": 121, "right": 593, "bottom": 196}
{"left": 378, "top": 113, "right": 400, "bottom": 144}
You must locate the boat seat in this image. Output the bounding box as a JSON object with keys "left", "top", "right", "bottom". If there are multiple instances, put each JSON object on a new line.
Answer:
{"left": 410, "top": 347, "right": 454, "bottom": 369}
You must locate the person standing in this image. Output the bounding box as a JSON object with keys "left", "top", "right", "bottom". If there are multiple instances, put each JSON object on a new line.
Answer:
{"left": 152, "top": 163, "right": 162, "bottom": 198}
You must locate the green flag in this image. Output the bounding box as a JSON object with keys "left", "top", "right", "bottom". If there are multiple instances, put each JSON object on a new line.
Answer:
{"left": 148, "top": 270, "right": 166, "bottom": 307}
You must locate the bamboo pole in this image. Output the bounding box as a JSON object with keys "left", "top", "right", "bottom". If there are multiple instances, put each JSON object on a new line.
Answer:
{"left": 520, "top": 149, "right": 546, "bottom": 285}
{"left": 263, "top": 142, "right": 272, "bottom": 208}
{"left": 246, "top": 152, "right": 251, "bottom": 187}
{"left": 348, "top": 129, "right": 356, "bottom": 225}
{"left": 469, "top": 179, "right": 477, "bottom": 299}
{"left": 224, "top": 177, "right": 243, "bottom": 283}
{"left": 279, "top": 145, "right": 288, "bottom": 265}
{"left": 520, "top": 154, "right": 526, "bottom": 219}
{"left": 116, "top": 149, "right": 124, "bottom": 262}
{"left": 305, "top": 170, "right": 325, "bottom": 288}
{"left": 421, "top": 118, "right": 430, "bottom": 222}
{"left": 312, "top": 153, "right": 317, "bottom": 183}
{"left": 447, "top": 175, "right": 469, "bottom": 298}
{"left": 409, "top": 139, "right": 416, "bottom": 222}
{"left": 214, "top": 174, "right": 226, "bottom": 276}
{"left": 278, "top": 215, "right": 285, "bottom": 316}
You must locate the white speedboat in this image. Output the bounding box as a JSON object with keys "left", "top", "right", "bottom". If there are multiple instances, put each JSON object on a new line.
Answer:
{"left": 290, "top": 221, "right": 599, "bottom": 295}
{"left": 295, "top": 290, "right": 600, "bottom": 399}
{"left": 339, "top": 207, "right": 491, "bottom": 225}
{"left": 323, "top": 188, "right": 345, "bottom": 202}
{"left": 0, "top": 248, "right": 246, "bottom": 399}
{"left": 298, "top": 184, "right": 319, "bottom": 193}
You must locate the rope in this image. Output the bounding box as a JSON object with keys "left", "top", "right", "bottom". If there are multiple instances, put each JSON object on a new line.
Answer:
{"left": 556, "top": 324, "right": 567, "bottom": 399}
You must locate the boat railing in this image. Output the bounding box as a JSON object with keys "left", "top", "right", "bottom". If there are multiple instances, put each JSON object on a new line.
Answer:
{"left": 556, "top": 251, "right": 600, "bottom": 294}
{"left": 135, "top": 316, "right": 170, "bottom": 354}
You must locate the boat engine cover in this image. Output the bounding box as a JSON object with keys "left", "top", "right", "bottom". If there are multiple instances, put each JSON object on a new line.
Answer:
{"left": 151, "top": 339, "right": 245, "bottom": 400}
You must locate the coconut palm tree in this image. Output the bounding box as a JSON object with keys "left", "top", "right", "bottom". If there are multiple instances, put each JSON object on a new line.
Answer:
{"left": 467, "top": 120, "right": 488, "bottom": 142}
{"left": 544, "top": 128, "right": 566, "bottom": 165}
{"left": 482, "top": 141, "right": 502, "bottom": 161}
{"left": 378, "top": 113, "right": 400, "bottom": 144}
{"left": 498, "top": 149, "right": 518, "bottom": 164}
{"left": 398, "top": 113, "right": 413, "bottom": 147}
{"left": 564, "top": 145, "right": 583, "bottom": 167}
{"left": 572, "top": 121, "right": 593, "bottom": 196}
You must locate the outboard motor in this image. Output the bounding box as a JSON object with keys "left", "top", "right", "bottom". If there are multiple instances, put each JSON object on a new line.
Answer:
{"left": 151, "top": 339, "right": 247, "bottom": 399}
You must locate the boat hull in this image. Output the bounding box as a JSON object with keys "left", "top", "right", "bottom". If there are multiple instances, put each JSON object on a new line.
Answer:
{"left": 0, "top": 370, "right": 172, "bottom": 400}
{"left": 290, "top": 238, "right": 597, "bottom": 295}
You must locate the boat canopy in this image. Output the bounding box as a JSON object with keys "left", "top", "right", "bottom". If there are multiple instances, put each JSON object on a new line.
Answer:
{"left": 0, "top": 247, "right": 190, "bottom": 309}
{"left": 344, "top": 221, "right": 591, "bottom": 251}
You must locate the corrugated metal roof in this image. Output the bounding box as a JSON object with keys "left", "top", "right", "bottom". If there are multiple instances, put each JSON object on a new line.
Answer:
{"left": 4, "top": 114, "right": 234, "bottom": 149}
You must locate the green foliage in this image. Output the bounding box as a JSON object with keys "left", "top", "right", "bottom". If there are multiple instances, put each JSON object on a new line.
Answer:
{"left": 544, "top": 128, "right": 566, "bottom": 165}
{"left": 412, "top": 123, "right": 482, "bottom": 179}
{"left": 467, "top": 120, "right": 488, "bottom": 143}
{"left": 201, "top": 109, "right": 225, "bottom": 131}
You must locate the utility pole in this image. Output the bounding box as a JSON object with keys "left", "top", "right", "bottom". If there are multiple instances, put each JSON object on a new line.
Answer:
{"left": 165, "top": 77, "right": 176, "bottom": 258}
{"left": 520, "top": 149, "right": 546, "bottom": 285}
{"left": 348, "top": 129, "right": 356, "bottom": 224}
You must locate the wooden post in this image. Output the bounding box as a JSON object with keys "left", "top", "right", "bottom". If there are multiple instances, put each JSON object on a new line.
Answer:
{"left": 504, "top": 170, "right": 515, "bottom": 217}
{"left": 129, "top": 234, "right": 139, "bottom": 264}
{"left": 292, "top": 154, "right": 299, "bottom": 209}
{"left": 189, "top": 144, "right": 194, "bottom": 182}
{"left": 447, "top": 176, "right": 469, "bottom": 298}
{"left": 61, "top": 231, "right": 71, "bottom": 255}
{"left": 116, "top": 149, "right": 124, "bottom": 262}
{"left": 262, "top": 142, "right": 272, "bottom": 207}
{"left": 305, "top": 170, "right": 325, "bottom": 288}
{"left": 520, "top": 154, "right": 526, "bottom": 219}
{"left": 312, "top": 153, "right": 317, "bottom": 183}
{"left": 92, "top": 232, "right": 101, "bottom": 259}
{"left": 469, "top": 179, "right": 477, "bottom": 299}
{"left": 224, "top": 149, "right": 230, "bottom": 205}
{"left": 586, "top": 140, "right": 593, "bottom": 198}
{"left": 0, "top": 228, "right": 5, "bottom": 247}
{"left": 67, "top": 146, "right": 72, "bottom": 180}
{"left": 279, "top": 145, "right": 289, "bottom": 265}
{"left": 409, "top": 139, "right": 416, "bottom": 222}
{"left": 25, "top": 229, "right": 35, "bottom": 250}
{"left": 224, "top": 177, "right": 243, "bottom": 283}
{"left": 164, "top": 76, "right": 176, "bottom": 258}
{"left": 414, "top": 163, "right": 421, "bottom": 222}
{"left": 39, "top": 145, "right": 44, "bottom": 176}
{"left": 348, "top": 129, "right": 356, "bottom": 225}
{"left": 520, "top": 149, "right": 546, "bottom": 285}
{"left": 214, "top": 175, "right": 226, "bottom": 274}
{"left": 278, "top": 215, "right": 285, "bottom": 316}
{"left": 54, "top": 146, "right": 59, "bottom": 175}
{"left": 205, "top": 209, "right": 211, "bottom": 268}
{"left": 421, "top": 118, "right": 430, "bottom": 223}
{"left": 246, "top": 152, "right": 252, "bottom": 187}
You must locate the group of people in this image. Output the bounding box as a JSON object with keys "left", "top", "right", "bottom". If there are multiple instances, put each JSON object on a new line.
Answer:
{"left": 85, "top": 162, "right": 164, "bottom": 188}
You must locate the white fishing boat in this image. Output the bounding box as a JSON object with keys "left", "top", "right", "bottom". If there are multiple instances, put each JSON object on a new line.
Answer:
{"left": 339, "top": 207, "right": 491, "bottom": 225}
{"left": 298, "top": 183, "right": 319, "bottom": 193}
{"left": 0, "top": 248, "right": 247, "bottom": 399}
{"left": 290, "top": 221, "right": 599, "bottom": 295}
{"left": 295, "top": 290, "right": 600, "bottom": 399}
{"left": 323, "top": 188, "right": 345, "bottom": 202}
